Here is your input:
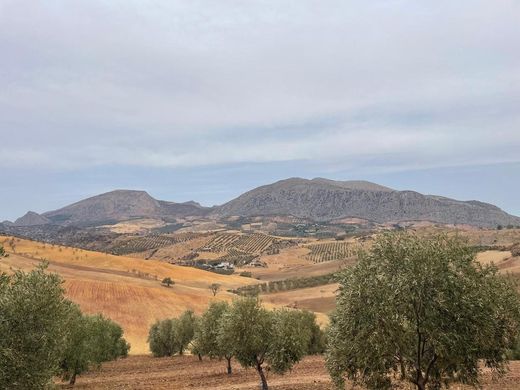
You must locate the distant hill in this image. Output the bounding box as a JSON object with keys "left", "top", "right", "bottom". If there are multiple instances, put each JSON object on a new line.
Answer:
{"left": 41, "top": 190, "right": 211, "bottom": 226}
{"left": 7, "top": 178, "right": 520, "bottom": 229}
{"left": 214, "top": 178, "right": 520, "bottom": 228}
{"left": 14, "top": 211, "right": 51, "bottom": 226}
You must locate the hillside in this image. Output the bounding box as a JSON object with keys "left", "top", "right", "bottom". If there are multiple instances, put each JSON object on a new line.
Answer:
{"left": 14, "top": 211, "right": 51, "bottom": 226}
{"left": 0, "top": 236, "right": 253, "bottom": 354}
{"left": 40, "top": 190, "right": 211, "bottom": 226}
{"left": 215, "top": 178, "right": 520, "bottom": 228}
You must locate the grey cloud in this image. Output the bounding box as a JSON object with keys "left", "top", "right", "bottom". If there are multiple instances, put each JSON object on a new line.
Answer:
{"left": 0, "top": 0, "right": 519, "bottom": 173}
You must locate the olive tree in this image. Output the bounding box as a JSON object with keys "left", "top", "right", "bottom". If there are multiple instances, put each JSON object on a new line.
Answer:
{"left": 60, "top": 306, "right": 129, "bottom": 384}
{"left": 148, "top": 318, "right": 180, "bottom": 357}
{"left": 177, "top": 310, "right": 197, "bottom": 355}
{"left": 219, "top": 298, "right": 313, "bottom": 390}
{"left": 209, "top": 283, "right": 221, "bottom": 296}
{"left": 161, "top": 277, "right": 174, "bottom": 287}
{"left": 293, "top": 310, "right": 326, "bottom": 354}
{"left": 60, "top": 307, "right": 93, "bottom": 385}
{"left": 196, "top": 301, "right": 234, "bottom": 373}
{"left": 326, "top": 232, "right": 520, "bottom": 390}
{"left": 0, "top": 263, "right": 74, "bottom": 389}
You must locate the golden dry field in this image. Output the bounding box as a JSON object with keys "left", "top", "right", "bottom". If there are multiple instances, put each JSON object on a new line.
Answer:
{"left": 0, "top": 236, "right": 255, "bottom": 354}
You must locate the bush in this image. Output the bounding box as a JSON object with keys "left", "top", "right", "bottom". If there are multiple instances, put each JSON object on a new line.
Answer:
{"left": 239, "top": 271, "right": 252, "bottom": 278}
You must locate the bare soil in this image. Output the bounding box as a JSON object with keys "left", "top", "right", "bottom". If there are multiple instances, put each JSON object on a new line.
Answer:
{"left": 57, "top": 355, "right": 520, "bottom": 390}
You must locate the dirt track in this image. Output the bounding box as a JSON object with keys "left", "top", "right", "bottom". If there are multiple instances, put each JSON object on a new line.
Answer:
{"left": 59, "top": 355, "right": 520, "bottom": 390}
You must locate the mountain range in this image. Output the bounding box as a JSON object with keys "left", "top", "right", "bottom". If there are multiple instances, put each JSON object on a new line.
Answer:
{"left": 4, "top": 178, "right": 520, "bottom": 228}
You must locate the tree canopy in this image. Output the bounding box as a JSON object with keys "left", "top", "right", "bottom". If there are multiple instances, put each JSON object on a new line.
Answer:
{"left": 218, "top": 297, "right": 315, "bottom": 390}
{"left": 148, "top": 318, "right": 180, "bottom": 357}
{"left": 0, "top": 262, "right": 130, "bottom": 388}
{"left": 148, "top": 310, "right": 197, "bottom": 357}
{"left": 326, "top": 232, "right": 520, "bottom": 390}
{"left": 195, "top": 301, "right": 234, "bottom": 372}
{"left": 0, "top": 263, "right": 74, "bottom": 389}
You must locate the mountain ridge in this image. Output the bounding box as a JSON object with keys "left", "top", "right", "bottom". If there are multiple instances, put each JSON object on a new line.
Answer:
{"left": 7, "top": 179, "right": 520, "bottom": 228}
{"left": 214, "top": 178, "right": 520, "bottom": 228}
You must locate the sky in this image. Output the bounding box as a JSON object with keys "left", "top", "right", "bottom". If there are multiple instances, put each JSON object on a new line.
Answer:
{"left": 1, "top": 0, "right": 519, "bottom": 221}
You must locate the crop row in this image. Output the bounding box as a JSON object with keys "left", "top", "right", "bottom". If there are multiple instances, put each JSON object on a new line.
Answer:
{"left": 200, "top": 234, "right": 240, "bottom": 252}
{"left": 304, "top": 242, "right": 356, "bottom": 263}
{"left": 233, "top": 234, "right": 274, "bottom": 254}
{"left": 110, "top": 234, "right": 197, "bottom": 255}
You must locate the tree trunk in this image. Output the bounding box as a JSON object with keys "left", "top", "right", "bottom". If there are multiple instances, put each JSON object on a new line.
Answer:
{"left": 69, "top": 371, "right": 77, "bottom": 385}
{"left": 198, "top": 353, "right": 202, "bottom": 361}
{"left": 415, "top": 376, "right": 426, "bottom": 390}
{"left": 179, "top": 346, "right": 184, "bottom": 355}
{"left": 256, "top": 362, "right": 268, "bottom": 390}
{"left": 226, "top": 356, "right": 232, "bottom": 374}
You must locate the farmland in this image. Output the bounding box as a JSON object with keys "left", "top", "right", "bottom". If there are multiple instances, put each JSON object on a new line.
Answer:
{"left": 60, "top": 355, "right": 520, "bottom": 390}
{"left": 304, "top": 241, "right": 357, "bottom": 263}
{"left": 0, "top": 236, "right": 254, "bottom": 354}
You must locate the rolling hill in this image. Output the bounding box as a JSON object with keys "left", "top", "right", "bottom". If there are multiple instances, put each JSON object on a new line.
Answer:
{"left": 0, "top": 236, "right": 253, "bottom": 354}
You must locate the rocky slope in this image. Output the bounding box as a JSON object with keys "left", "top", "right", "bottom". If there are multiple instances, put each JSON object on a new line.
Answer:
{"left": 41, "top": 190, "right": 211, "bottom": 226}
{"left": 214, "top": 178, "right": 520, "bottom": 228}
{"left": 14, "top": 211, "right": 51, "bottom": 226}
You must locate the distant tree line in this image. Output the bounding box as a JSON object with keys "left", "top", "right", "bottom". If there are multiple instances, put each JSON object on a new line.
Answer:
{"left": 0, "top": 249, "right": 129, "bottom": 389}
{"left": 148, "top": 299, "right": 324, "bottom": 390}
{"left": 232, "top": 272, "right": 338, "bottom": 296}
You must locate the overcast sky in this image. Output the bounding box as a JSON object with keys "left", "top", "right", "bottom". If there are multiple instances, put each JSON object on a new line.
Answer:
{"left": 1, "top": 0, "right": 519, "bottom": 221}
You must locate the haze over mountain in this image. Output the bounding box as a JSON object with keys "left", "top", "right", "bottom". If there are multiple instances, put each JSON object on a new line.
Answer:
{"left": 6, "top": 178, "right": 520, "bottom": 229}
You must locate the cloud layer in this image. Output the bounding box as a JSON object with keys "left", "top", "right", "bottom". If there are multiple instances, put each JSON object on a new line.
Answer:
{"left": 1, "top": 0, "right": 519, "bottom": 174}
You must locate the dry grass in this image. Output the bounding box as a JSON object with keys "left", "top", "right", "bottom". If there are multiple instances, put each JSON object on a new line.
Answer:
{"left": 476, "top": 250, "right": 513, "bottom": 265}
{"left": 261, "top": 283, "right": 338, "bottom": 325}
{"left": 102, "top": 218, "right": 167, "bottom": 234}
{"left": 0, "top": 236, "right": 255, "bottom": 354}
